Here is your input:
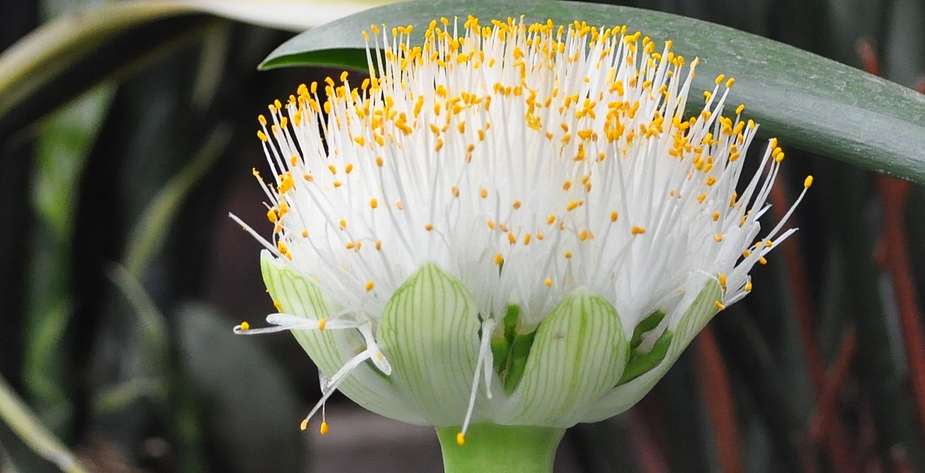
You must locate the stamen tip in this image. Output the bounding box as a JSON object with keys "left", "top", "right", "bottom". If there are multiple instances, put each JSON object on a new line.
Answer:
{"left": 300, "top": 418, "right": 309, "bottom": 431}
{"left": 456, "top": 432, "right": 465, "bottom": 446}
{"left": 320, "top": 421, "right": 329, "bottom": 435}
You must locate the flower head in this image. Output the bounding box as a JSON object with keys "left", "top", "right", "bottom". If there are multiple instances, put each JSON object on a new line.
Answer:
{"left": 233, "top": 16, "right": 810, "bottom": 442}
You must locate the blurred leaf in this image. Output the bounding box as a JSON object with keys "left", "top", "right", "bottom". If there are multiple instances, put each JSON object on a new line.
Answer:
{"left": 260, "top": 0, "right": 925, "bottom": 184}
{"left": 0, "top": 0, "right": 399, "bottom": 140}
{"left": 178, "top": 0, "right": 402, "bottom": 32}
{"left": 177, "top": 302, "right": 304, "bottom": 473}
{"left": 0, "top": 374, "right": 92, "bottom": 473}
{"left": 24, "top": 86, "right": 114, "bottom": 431}
{"left": 123, "top": 125, "right": 231, "bottom": 276}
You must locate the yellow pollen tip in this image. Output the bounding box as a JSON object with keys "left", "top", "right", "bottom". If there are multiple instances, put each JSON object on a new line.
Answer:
{"left": 564, "top": 250, "right": 573, "bottom": 258}
{"left": 370, "top": 198, "right": 378, "bottom": 209}
{"left": 456, "top": 432, "right": 465, "bottom": 446}
{"left": 318, "top": 319, "right": 327, "bottom": 330}
{"left": 631, "top": 226, "right": 646, "bottom": 235}
{"left": 300, "top": 419, "right": 309, "bottom": 431}
{"left": 759, "top": 257, "right": 768, "bottom": 265}
{"left": 714, "top": 233, "right": 724, "bottom": 242}
{"left": 804, "top": 175, "right": 814, "bottom": 188}
{"left": 745, "top": 281, "right": 753, "bottom": 292}
{"left": 610, "top": 211, "right": 618, "bottom": 222}
{"left": 365, "top": 280, "right": 375, "bottom": 291}
{"left": 273, "top": 301, "right": 282, "bottom": 311}
{"left": 494, "top": 253, "right": 503, "bottom": 265}
{"left": 714, "top": 300, "right": 726, "bottom": 310}
{"left": 544, "top": 277, "right": 553, "bottom": 287}
{"left": 239, "top": 321, "right": 250, "bottom": 332}
{"left": 320, "top": 421, "right": 329, "bottom": 435}
{"left": 425, "top": 223, "right": 434, "bottom": 231}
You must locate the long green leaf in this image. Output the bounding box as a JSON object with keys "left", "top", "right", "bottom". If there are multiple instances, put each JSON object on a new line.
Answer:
{"left": 260, "top": 0, "right": 925, "bottom": 183}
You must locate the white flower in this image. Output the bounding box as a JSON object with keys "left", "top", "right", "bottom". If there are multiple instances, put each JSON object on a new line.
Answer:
{"left": 232, "top": 16, "right": 810, "bottom": 444}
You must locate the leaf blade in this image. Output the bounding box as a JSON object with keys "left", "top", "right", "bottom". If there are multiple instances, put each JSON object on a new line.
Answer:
{"left": 260, "top": 0, "right": 925, "bottom": 183}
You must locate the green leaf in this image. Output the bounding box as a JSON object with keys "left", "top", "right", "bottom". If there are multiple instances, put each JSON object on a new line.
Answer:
{"left": 0, "top": 374, "right": 91, "bottom": 473}
{"left": 259, "top": 0, "right": 925, "bottom": 183}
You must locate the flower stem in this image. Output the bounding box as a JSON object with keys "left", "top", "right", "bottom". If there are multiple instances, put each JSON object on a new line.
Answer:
{"left": 436, "top": 424, "right": 565, "bottom": 473}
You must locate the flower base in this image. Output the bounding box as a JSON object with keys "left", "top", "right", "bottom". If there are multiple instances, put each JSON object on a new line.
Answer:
{"left": 435, "top": 424, "right": 565, "bottom": 473}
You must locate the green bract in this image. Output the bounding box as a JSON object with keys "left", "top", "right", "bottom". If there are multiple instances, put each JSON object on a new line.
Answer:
{"left": 260, "top": 251, "right": 721, "bottom": 428}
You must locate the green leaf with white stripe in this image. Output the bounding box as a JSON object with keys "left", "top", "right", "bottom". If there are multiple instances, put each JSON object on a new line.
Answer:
{"left": 377, "top": 263, "right": 482, "bottom": 426}
{"left": 581, "top": 278, "right": 722, "bottom": 422}
{"left": 503, "top": 289, "right": 626, "bottom": 427}
{"left": 259, "top": 251, "right": 426, "bottom": 425}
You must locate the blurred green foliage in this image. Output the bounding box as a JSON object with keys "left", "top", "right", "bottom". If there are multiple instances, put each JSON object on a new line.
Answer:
{"left": 1, "top": 0, "right": 925, "bottom": 472}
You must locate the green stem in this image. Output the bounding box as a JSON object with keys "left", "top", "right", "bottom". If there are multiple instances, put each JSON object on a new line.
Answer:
{"left": 435, "top": 423, "right": 565, "bottom": 473}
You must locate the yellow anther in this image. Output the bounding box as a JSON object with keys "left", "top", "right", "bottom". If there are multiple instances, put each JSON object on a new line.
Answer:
{"left": 345, "top": 164, "right": 354, "bottom": 174}
{"left": 239, "top": 321, "right": 250, "bottom": 332}
{"left": 258, "top": 115, "right": 267, "bottom": 126}
{"left": 300, "top": 419, "right": 309, "bottom": 431}
{"left": 758, "top": 257, "right": 768, "bottom": 265}
{"left": 333, "top": 181, "right": 342, "bottom": 188}
{"left": 365, "top": 281, "right": 375, "bottom": 292}
{"left": 375, "top": 240, "right": 382, "bottom": 250}
{"left": 745, "top": 281, "right": 753, "bottom": 292}
{"left": 425, "top": 223, "right": 434, "bottom": 231}
{"left": 579, "top": 229, "right": 589, "bottom": 241}
{"left": 610, "top": 211, "right": 618, "bottom": 222}
{"left": 494, "top": 253, "right": 503, "bottom": 265}
{"left": 714, "top": 233, "right": 724, "bottom": 242}
{"left": 564, "top": 250, "right": 573, "bottom": 259}
{"left": 712, "top": 211, "right": 720, "bottom": 222}
{"left": 725, "top": 77, "right": 735, "bottom": 88}
{"left": 804, "top": 175, "right": 814, "bottom": 188}
{"left": 267, "top": 209, "right": 278, "bottom": 223}
{"left": 370, "top": 198, "right": 378, "bottom": 209}
{"left": 566, "top": 200, "right": 582, "bottom": 211}
{"left": 544, "top": 277, "right": 553, "bottom": 287}
{"left": 273, "top": 300, "right": 283, "bottom": 311}
{"left": 714, "top": 300, "right": 726, "bottom": 310}
{"left": 376, "top": 157, "right": 384, "bottom": 167}
{"left": 631, "top": 226, "right": 646, "bottom": 235}
{"left": 277, "top": 241, "right": 288, "bottom": 254}
{"left": 508, "top": 233, "right": 516, "bottom": 244}
{"left": 735, "top": 104, "right": 745, "bottom": 115}
{"left": 339, "top": 219, "right": 347, "bottom": 230}
{"left": 456, "top": 432, "right": 465, "bottom": 446}
{"left": 512, "top": 200, "right": 522, "bottom": 210}
{"left": 480, "top": 188, "right": 488, "bottom": 199}
{"left": 714, "top": 74, "right": 726, "bottom": 85}
{"left": 320, "top": 422, "right": 329, "bottom": 435}
{"left": 718, "top": 273, "right": 727, "bottom": 289}
{"left": 301, "top": 229, "right": 309, "bottom": 238}
{"left": 257, "top": 130, "right": 268, "bottom": 142}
